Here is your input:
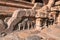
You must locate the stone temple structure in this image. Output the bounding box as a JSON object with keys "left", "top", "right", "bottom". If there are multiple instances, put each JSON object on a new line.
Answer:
{"left": 0, "top": 0, "right": 60, "bottom": 40}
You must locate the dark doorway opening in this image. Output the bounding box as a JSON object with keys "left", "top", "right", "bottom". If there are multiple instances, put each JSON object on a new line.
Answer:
{"left": 25, "top": 0, "right": 31, "bottom": 2}
{"left": 35, "top": 0, "right": 43, "bottom": 3}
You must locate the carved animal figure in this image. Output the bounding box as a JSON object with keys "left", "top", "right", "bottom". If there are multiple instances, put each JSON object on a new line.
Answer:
{"left": 1, "top": 9, "right": 36, "bottom": 35}
{"left": 18, "top": 18, "right": 28, "bottom": 30}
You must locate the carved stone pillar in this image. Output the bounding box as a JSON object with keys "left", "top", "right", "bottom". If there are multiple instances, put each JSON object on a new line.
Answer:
{"left": 35, "top": 11, "right": 41, "bottom": 30}
{"left": 36, "top": 18, "right": 41, "bottom": 30}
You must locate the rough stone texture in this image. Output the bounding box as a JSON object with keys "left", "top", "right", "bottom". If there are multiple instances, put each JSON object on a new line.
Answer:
{"left": 0, "top": 0, "right": 60, "bottom": 40}
{"left": 4, "top": 17, "right": 10, "bottom": 24}
{"left": 55, "top": 1, "right": 60, "bottom": 6}
{"left": 25, "top": 35, "right": 42, "bottom": 40}
{"left": 6, "top": 9, "right": 25, "bottom": 33}
{"left": 48, "top": 12, "right": 57, "bottom": 19}
{"left": 0, "top": 19, "right": 6, "bottom": 32}
{"left": 25, "top": 9, "right": 36, "bottom": 17}
{"left": 0, "top": 34, "right": 20, "bottom": 40}
{"left": 32, "top": 3, "right": 43, "bottom": 10}
{"left": 47, "top": 38, "right": 56, "bottom": 40}
{"left": 51, "top": 6, "right": 59, "bottom": 11}
{"left": 57, "top": 14, "right": 60, "bottom": 24}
